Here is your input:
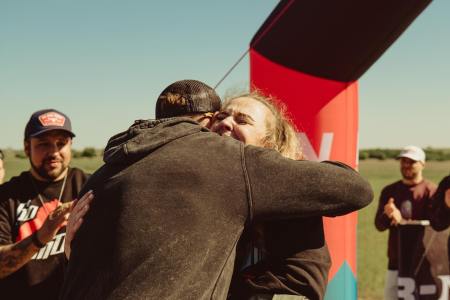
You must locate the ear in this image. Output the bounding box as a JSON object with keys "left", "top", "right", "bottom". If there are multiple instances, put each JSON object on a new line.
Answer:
{"left": 24, "top": 140, "right": 31, "bottom": 157}
{"left": 207, "top": 111, "right": 220, "bottom": 129}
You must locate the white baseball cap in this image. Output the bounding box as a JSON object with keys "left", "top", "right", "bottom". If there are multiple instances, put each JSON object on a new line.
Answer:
{"left": 397, "top": 145, "right": 425, "bottom": 163}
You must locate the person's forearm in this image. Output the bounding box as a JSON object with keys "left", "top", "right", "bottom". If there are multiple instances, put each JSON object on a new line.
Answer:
{"left": 375, "top": 210, "right": 391, "bottom": 231}
{"left": 320, "top": 160, "right": 373, "bottom": 216}
{"left": 0, "top": 235, "right": 40, "bottom": 279}
{"left": 245, "top": 148, "right": 374, "bottom": 219}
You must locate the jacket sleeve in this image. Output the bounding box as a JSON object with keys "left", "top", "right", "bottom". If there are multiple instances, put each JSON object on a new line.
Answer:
{"left": 430, "top": 176, "right": 450, "bottom": 231}
{"left": 237, "top": 218, "right": 330, "bottom": 300}
{"left": 243, "top": 146, "right": 373, "bottom": 220}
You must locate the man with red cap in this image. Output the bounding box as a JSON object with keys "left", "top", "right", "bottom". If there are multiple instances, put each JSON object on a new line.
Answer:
{"left": 0, "top": 109, "right": 89, "bottom": 300}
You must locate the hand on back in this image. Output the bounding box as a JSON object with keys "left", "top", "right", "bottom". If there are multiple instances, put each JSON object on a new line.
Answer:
{"left": 64, "top": 190, "right": 94, "bottom": 259}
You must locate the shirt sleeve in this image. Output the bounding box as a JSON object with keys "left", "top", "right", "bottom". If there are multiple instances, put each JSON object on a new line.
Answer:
{"left": 373, "top": 186, "right": 392, "bottom": 231}
{"left": 243, "top": 146, "right": 373, "bottom": 221}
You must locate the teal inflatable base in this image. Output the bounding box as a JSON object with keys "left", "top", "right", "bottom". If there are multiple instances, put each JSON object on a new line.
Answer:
{"left": 324, "top": 261, "right": 357, "bottom": 300}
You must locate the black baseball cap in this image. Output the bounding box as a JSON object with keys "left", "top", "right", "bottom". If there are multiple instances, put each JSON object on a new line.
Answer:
{"left": 24, "top": 109, "right": 75, "bottom": 140}
{"left": 155, "top": 79, "right": 221, "bottom": 119}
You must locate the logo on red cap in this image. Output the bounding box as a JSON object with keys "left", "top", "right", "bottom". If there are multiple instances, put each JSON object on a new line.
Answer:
{"left": 38, "top": 112, "right": 66, "bottom": 127}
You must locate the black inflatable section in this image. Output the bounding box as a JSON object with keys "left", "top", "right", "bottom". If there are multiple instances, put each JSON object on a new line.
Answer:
{"left": 251, "top": 0, "right": 432, "bottom": 82}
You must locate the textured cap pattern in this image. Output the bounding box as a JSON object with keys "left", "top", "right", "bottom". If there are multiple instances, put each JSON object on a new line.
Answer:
{"left": 155, "top": 80, "right": 221, "bottom": 119}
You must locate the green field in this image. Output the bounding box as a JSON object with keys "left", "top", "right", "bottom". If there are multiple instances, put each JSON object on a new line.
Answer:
{"left": 357, "top": 159, "right": 450, "bottom": 300}
{"left": 2, "top": 155, "right": 449, "bottom": 299}
{"left": 2, "top": 153, "right": 103, "bottom": 181}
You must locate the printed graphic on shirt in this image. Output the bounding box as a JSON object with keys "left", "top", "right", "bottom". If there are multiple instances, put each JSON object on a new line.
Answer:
{"left": 16, "top": 202, "right": 39, "bottom": 222}
{"left": 31, "top": 232, "right": 66, "bottom": 260}
{"left": 15, "top": 199, "right": 67, "bottom": 260}
{"left": 15, "top": 199, "right": 61, "bottom": 242}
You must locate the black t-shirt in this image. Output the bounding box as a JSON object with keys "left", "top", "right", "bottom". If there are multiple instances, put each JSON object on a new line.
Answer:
{"left": 0, "top": 168, "right": 89, "bottom": 300}
{"left": 374, "top": 179, "right": 436, "bottom": 269}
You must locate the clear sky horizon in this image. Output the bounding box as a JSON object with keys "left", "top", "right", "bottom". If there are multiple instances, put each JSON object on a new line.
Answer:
{"left": 1, "top": 0, "right": 449, "bottom": 150}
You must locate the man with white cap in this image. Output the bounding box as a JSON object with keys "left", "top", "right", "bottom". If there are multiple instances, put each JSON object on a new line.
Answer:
{"left": 374, "top": 145, "right": 437, "bottom": 300}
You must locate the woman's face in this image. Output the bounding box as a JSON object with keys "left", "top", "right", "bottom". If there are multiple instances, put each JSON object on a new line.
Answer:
{"left": 210, "top": 97, "right": 273, "bottom": 147}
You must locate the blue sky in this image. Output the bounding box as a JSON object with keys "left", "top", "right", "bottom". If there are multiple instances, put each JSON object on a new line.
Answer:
{"left": 1, "top": 0, "right": 449, "bottom": 150}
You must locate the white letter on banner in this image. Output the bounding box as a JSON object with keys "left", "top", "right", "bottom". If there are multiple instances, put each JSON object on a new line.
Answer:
{"left": 297, "top": 133, "right": 333, "bottom": 161}
{"left": 398, "top": 277, "right": 415, "bottom": 300}
{"left": 438, "top": 275, "right": 450, "bottom": 300}
{"left": 419, "top": 284, "right": 436, "bottom": 295}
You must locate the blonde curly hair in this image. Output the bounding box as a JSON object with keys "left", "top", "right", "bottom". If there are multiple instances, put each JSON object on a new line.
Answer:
{"left": 224, "top": 90, "right": 302, "bottom": 160}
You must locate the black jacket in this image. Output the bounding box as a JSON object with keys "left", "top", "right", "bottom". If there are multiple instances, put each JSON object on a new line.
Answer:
{"left": 431, "top": 175, "right": 450, "bottom": 231}
{"left": 60, "top": 118, "right": 373, "bottom": 300}
{"left": 229, "top": 217, "right": 331, "bottom": 300}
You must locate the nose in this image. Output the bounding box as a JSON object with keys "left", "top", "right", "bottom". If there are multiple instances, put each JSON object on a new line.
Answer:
{"left": 217, "top": 117, "right": 234, "bottom": 135}
{"left": 46, "top": 142, "right": 62, "bottom": 157}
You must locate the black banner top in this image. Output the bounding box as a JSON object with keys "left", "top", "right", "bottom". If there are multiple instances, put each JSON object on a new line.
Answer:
{"left": 251, "top": 0, "right": 432, "bottom": 82}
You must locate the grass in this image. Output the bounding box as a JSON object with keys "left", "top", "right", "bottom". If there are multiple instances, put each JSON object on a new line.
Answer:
{"left": 2, "top": 154, "right": 103, "bottom": 181}
{"left": 2, "top": 154, "right": 449, "bottom": 299}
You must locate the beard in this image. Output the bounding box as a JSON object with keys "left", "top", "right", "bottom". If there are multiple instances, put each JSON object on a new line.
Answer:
{"left": 29, "top": 157, "right": 68, "bottom": 181}
{"left": 401, "top": 168, "right": 418, "bottom": 181}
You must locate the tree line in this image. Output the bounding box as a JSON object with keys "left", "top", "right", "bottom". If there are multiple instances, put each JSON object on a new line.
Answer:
{"left": 359, "top": 148, "right": 450, "bottom": 161}
{"left": 3, "top": 147, "right": 450, "bottom": 161}
{"left": 9, "top": 147, "right": 99, "bottom": 159}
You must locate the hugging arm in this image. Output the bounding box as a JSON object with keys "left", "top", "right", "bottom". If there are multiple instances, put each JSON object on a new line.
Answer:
{"left": 243, "top": 146, "right": 373, "bottom": 220}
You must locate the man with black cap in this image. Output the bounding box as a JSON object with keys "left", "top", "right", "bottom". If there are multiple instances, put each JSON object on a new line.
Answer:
{"left": 0, "top": 109, "right": 89, "bottom": 300}
{"left": 374, "top": 145, "right": 437, "bottom": 300}
{"left": 61, "top": 80, "right": 372, "bottom": 300}
{"left": 64, "top": 79, "right": 222, "bottom": 259}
